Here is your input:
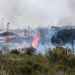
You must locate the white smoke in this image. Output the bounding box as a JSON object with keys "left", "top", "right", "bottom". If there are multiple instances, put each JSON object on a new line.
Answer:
{"left": 0, "top": 0, "right": 75, "bottom": 28}
{"left": 58, "top": 0, "right": 75, "bottom": 26}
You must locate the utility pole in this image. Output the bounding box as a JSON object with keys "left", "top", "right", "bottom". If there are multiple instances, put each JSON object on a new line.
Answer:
{"left": 7, "top": 22, "right": 10, "bottom": 32}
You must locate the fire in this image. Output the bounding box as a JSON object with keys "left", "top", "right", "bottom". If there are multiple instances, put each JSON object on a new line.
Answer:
{"left": 32, "top": 32, "right": 42, "bottom": 48}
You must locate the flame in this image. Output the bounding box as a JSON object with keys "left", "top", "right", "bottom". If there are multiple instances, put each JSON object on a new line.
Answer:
{"left": 32, "top": 32, "right": 41, "bottom": 48}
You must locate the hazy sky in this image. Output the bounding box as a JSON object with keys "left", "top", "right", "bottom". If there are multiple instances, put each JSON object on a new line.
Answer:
{"left": 0, "top": 0, "right": 75, "bottom": 29}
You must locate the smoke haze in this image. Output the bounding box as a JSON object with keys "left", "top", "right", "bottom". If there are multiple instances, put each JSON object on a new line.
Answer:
{"left": 0, "top": 0, "right": 75, "bottom": 28}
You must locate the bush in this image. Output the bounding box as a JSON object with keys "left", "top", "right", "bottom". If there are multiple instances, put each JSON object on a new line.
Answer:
{"left": 25, "top": 47, "right": 35, "bottom": 55}
{"left": 10, "top": 49, "right": 20, "bottom": 54}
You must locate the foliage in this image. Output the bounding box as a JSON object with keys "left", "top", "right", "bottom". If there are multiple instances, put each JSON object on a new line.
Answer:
{"left": 10, "top": 49, "right": 20, "bottom": 54}
{"left": 25, "top": 47, "right": 35, "bottom": 56}
{"left": 51, "top": 29, "right": 75, "bottom": 53}
{"left": 0, "top": 47, "right": 75, "bottom": 75}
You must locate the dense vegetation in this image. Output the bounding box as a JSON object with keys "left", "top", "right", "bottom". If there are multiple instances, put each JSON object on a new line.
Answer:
{"left": 0, "top": 47, "right": 75, "bottom": 75}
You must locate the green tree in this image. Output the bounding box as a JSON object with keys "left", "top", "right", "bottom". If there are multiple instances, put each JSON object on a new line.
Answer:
{"left": 51, "top": 29, "right": 75, "bottom": 53}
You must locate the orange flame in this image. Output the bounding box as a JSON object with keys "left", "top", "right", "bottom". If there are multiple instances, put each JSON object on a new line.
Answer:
{"left": 32, "top": 32, "right": 42, "bottom": 48}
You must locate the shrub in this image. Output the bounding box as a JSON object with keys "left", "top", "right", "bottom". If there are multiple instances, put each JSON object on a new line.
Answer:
{"left": 25, "top": 47, "right": 35, "bottom": 55}
{"left": 10, "top": 49, "right": 20, "bottom": 54}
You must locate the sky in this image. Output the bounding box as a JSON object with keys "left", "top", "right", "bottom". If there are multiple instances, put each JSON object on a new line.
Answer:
{"left": 0, "top": 0, "right": 75, "bottom": 29}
